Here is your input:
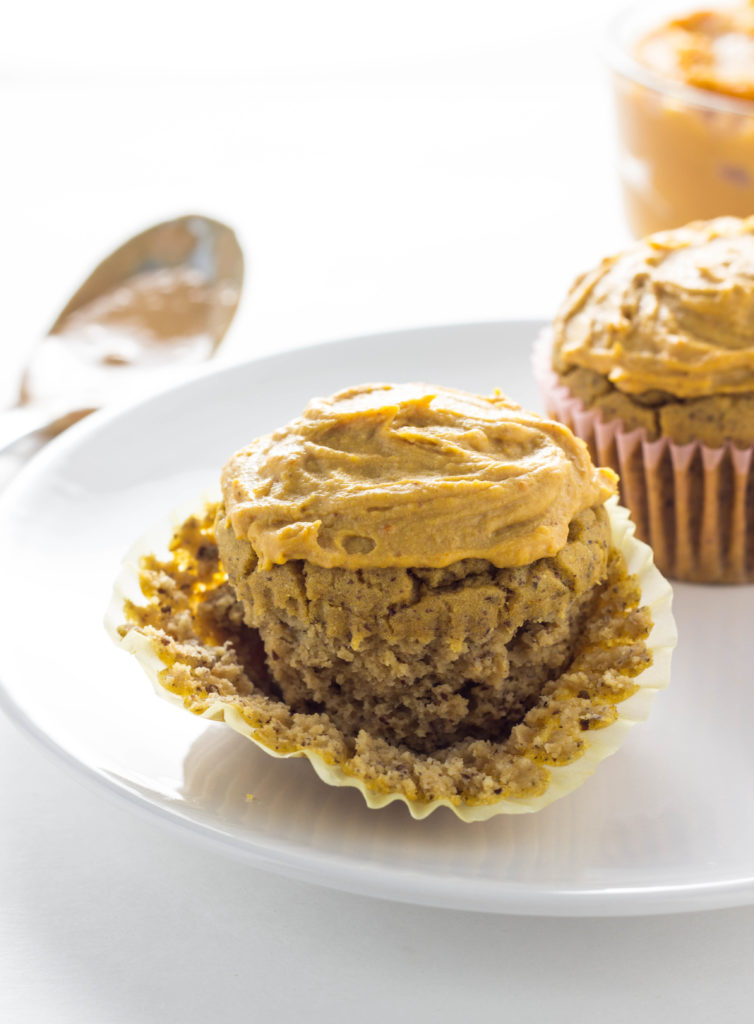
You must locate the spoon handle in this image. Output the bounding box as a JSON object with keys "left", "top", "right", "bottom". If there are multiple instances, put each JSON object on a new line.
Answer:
{"left": 0, "top": 402, "right": 85, "bottom": 455}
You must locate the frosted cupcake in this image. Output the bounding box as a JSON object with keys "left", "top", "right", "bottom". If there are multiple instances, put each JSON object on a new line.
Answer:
{"left": 110, "top": 382, "right": 675, "bottom": 820}
{"left": 537, "top": 215, "right": 754, "bottom": 583}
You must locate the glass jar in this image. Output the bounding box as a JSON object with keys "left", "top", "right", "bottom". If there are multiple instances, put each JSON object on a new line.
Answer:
{"left": 608, "top": 1, "right": 754, "bottom": 237}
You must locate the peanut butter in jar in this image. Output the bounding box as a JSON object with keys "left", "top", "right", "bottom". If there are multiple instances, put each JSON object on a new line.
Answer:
{"left": 609, "top": 1, "right": 754, "bottom": 237}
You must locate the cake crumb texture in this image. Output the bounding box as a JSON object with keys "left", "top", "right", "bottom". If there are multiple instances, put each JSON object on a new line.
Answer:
{"left": 120, "top": 503, "right": 653, "bottom": 808}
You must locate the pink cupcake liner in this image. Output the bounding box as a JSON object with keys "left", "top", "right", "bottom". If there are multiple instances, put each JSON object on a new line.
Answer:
{"left": 532, "top": 332, "right": 754, "bottom": 583}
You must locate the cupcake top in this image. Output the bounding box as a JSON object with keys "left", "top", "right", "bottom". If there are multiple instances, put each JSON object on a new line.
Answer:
{"left": 552, "top": 215, "right": 754, "bottom": 400}
{"left": 221, "top": 382, "right": 616, "bottom": 571}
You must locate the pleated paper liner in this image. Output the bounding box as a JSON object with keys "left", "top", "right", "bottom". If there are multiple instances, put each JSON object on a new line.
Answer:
{"left": 106, "top": 493, "right": 675, "bottom": 821}
{"left": 533, "top": 333, "right": 754, "bottom": 584}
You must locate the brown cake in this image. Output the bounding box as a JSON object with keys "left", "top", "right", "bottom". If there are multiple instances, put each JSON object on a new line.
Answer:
{"left": 215, "top": 504, "right": 611, "bottom": 755}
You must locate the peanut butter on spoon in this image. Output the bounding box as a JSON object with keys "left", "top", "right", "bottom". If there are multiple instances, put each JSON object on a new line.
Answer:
{"left": 1, "top": 214, "right": 244, "bottom": 452}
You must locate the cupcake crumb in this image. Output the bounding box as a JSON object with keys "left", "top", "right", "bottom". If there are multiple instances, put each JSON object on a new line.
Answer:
{"left": 120, "top": 501, "right": 653, "bottom": 808}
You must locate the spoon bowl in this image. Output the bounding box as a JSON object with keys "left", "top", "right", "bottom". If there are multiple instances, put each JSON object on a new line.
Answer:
{"left": 47, "top": 214, "right": 243, "bottom": 345}
{"left": 1, "top": 214, "right": 244, "bottom": 453}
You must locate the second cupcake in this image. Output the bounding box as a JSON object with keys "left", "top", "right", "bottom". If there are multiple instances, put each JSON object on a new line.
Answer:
{"left": 537, "top": 215, "right": 754, "bottom": 583}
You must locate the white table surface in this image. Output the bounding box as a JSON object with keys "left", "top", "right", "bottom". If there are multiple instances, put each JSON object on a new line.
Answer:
{"left": 2, "top": 2, "right": 753, "bottom": 1020}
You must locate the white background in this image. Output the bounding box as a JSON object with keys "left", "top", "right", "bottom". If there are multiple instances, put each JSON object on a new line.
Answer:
{"left": 2, "top": 1, "right": 752, "bottom": 1021}
{"left": 1, "top": 0, "right": 631, "bottom": 401}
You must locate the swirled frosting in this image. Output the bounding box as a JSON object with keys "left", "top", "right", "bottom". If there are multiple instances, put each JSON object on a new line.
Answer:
{"left": 552, "top": 216, "right": 754, "bottom": 399}
{"left": 220, "top": 382, "right": 616, "bottom": 570}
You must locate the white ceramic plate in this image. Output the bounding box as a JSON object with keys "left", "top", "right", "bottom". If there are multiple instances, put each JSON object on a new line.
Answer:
{"left": 1, "top": 321, "right": 752, "bottom": 917}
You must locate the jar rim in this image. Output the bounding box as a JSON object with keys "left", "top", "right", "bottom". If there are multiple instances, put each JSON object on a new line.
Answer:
{"left": 605, "top": 0, "right": 754, "bottom": 118}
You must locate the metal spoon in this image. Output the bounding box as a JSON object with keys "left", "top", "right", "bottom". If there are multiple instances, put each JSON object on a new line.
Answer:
{"left": 0, "top": 214, "right": 244, "bottom": 454}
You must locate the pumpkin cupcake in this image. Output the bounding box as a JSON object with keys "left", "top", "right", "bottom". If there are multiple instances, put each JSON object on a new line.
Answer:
{"left": 536, "top": 215, "right": 754, "bottom": 583}
{"left": 109, "top": 382, "right": 675, "bottom": 819}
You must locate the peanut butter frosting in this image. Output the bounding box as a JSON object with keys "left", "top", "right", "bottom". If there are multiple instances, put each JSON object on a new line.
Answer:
{"left": 220, "top": 382, "right": 616, "bottom": 571}
{"left": 552, "top": 216, "right": 754, "bottom": 400}
{"left": 635, "top": 3, "right": 754, "bottom": 102}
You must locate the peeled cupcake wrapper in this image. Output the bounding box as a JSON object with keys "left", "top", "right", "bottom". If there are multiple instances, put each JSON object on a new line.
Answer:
{"left": 533, "top": 332, "right": 754, "bottom": 584}
{"left": 106, "top": 491, "right": 675, "bottom": 821}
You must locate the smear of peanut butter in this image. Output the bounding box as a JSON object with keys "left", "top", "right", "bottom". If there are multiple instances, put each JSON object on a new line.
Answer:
{"left": 20, "top": 265, "right": 239, "bottom": 406}
{"left": 552, "top": 216, "right": 754, "bottom": 399}
{"left": 221, "top": 382, "right": 616, "bottom": 571}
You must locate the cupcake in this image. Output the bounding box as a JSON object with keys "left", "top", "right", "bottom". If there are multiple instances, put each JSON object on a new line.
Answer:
{"left": 109, "top": 382, "right": 675, "bottom": 820}
{"left": 537, "top": 215, "right": 754, "bottom": 583}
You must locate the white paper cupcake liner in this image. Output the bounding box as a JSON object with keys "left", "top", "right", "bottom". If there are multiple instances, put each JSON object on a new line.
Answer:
{"left": 106, "top": 493, "right": 676, "bottom": 821}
